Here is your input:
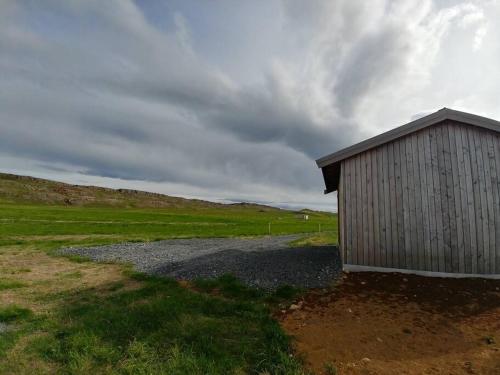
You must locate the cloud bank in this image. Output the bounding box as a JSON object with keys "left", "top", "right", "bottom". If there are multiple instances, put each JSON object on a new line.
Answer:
{"left": 0, "top": 0, "right": 498, "bottom": 211}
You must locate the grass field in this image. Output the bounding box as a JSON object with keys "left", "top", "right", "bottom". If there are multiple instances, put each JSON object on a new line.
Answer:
{"left": 0, "top": 194, "right": 337, "bottom": 374}
{"left": 0, "top": 202, "right": 337, "bottom": 249}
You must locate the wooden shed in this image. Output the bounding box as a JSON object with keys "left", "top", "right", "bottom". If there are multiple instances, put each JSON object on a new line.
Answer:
{"left": 317, "top": 108, "right": 500, "bottom": 277}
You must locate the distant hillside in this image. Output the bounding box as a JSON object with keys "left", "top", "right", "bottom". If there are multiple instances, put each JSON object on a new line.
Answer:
{"left": 0, "top": 172, "right": 280, "bottom": 211}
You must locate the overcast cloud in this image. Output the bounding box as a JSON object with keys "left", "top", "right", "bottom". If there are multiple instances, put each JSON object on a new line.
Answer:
{"left": 1, "top": 0, "right": 499, "bottom": 211}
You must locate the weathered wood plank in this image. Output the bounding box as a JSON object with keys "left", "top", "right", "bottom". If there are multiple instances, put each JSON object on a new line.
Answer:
{"left": 452, "top": 124, "right": 467, "bottom": 273}
{"left": 424, "top": 128, "right": 438, "bottom": 272}
{"left": 489, "top": 133, "right": 498, "bottom": 274}
{"left": 473, "top": 128, "right": 488, "bottom": 273}
{"left": 397, "top": 141, "right": 406, "bottom": 268}
{"left": 340, "top": 160, "right": 346, "bottom": 261}
{"left": 366, "top": 151, "right": 374, "bottom": 265}
{"left": 401, "top": 136, "right": 411, "bottom": 269}
{"left": 411, "top": 133, "right": 423, "bottom": 269}
{"left": 395, "top": 141, "right": 405, "bottom": 268}
{"left": 494, "top": 134, "right": 500, "bottom": 272}
{"left": 338, "top": 163, "right": 344, "bottom": 262}
{"left": 355, "top": 155, "right": 363, "bottom": 265}
{"left": 388, "top": 142, "right": 398, "bottom": 268}
{"left": 467, "top": 126, "right": 482, "bottom": 273}
{"left": 418, "top": 130, "right": 432, "bottom": 270}
{"left": 358, "top": 154, "right": 365, "bottom": 264}
{"left": 443, "top": 123, "right": 458, "bottom": 273}
{"left": 480, "top": 131, "right": 495, "bottom": 274}
{"left": 462, "top": 127, "right": 477, "bottom": 273}
{"left": 346, "top": 158, "right": 354, "bottom": 264}
{"left": 361, "top": 153, "right": 369, "bottom": 265}
{"left": 431, "top": 125, "right": 445, "bottom": 272}
{"left": 380, "top": 145, "right": 392, "bottom": 267}
{"left": 437, "top": 124, "right": 451, "bottom": 272}
{"left": 372, "top": 149, "right": 381, "bottom": 267}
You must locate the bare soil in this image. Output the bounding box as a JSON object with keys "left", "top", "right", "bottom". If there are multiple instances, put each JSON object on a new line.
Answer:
{"left": 280, "top": 271, "right": 500, "bottom": 375}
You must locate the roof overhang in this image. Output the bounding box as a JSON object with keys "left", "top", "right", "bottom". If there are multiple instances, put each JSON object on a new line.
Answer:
{"left": 316, "top": 108, "right": 500, "bottom": 194}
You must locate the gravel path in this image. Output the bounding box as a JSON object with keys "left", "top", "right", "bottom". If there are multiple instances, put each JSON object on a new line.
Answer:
{"left": 60, "top": 235, "right": 341, "bottom": 289}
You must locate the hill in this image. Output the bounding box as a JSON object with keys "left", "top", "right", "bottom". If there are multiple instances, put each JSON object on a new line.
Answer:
{"left": 0, "top": 172, "right": 279, "bottom": 211}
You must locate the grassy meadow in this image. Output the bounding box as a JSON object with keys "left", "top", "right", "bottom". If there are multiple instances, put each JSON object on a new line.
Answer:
{"left": 0, "top": 175, "right": 337, "bottom": 374}
{"left": 0, "top": 202, "right": 337, "bottom": 250}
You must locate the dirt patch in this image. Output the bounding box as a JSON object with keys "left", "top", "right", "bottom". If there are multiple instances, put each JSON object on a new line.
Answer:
{"left": 280, "top": 272, "right": 500, "bottom": 375}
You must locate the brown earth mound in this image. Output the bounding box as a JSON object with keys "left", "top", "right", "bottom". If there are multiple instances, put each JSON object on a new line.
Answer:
{"left": 280, "top": 272, "right": 500, "bottom": 375}
{"left": 0, "top": 172, "right": 280, "bottom": 210}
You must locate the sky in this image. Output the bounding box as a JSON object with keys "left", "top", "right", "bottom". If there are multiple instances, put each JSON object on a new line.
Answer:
{"left": 1, "top": 0, "right": 499, "bottom": 211}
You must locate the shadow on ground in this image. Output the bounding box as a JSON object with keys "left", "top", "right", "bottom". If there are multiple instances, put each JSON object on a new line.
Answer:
{"left": 152, "top": 246, "right": 341, "bottom": 289}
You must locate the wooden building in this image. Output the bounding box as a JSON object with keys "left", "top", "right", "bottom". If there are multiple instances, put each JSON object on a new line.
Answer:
{"left": 317, "top": 108, "right": 500, "bottom": 276}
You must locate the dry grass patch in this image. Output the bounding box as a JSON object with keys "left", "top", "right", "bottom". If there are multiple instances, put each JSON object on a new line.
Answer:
{"left": 0, "top": 246, "right": 135, "bottom": 314}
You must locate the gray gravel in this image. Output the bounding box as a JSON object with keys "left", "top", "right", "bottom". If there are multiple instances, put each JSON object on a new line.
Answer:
{"left": 60, "top": 235, "right": 341, "bottom": 289}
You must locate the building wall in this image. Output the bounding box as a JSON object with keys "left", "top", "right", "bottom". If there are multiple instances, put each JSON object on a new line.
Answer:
{"left": 338, "top": 120, "right": 500, "bottom": 274}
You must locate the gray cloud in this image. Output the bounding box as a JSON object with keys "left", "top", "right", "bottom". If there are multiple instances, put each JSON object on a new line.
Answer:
{"left": 334, "top": 26, "right": 410, "bottom": 117}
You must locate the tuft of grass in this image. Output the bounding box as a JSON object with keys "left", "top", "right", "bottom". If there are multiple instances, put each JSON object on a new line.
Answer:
{"left": 0, "top": 278, "right": 26, "bottom": 290}
{"left": 107, "top": 281, "right": 125, "bottom": 292}
{"left": 5, "top": 268, "right": 32, "bottom": 275}
{"left": 0, "top": 306, "right": 33, "bottom": 323}
{"left": 273, "top": 285, "right": 302, "bottom": 300}
{"left": 289, "top": 231, "right": 337, "bottom": 247}
{"left": 484, "top": 335, "right": 495, "bottom": 345}
{"left": 193, "top": 274, "right": 265, "bottom": 300}
{"left": 324, "top": 362, "right": 338, "bottom": 375}
{"left": 62, "top": 254, "right": 92, "bottom": 263}
{"left": 57, "top": 271, "right": 83, "bottom": 279}
{"left": 193, "top": 274, "right": 303, "bottom": 305}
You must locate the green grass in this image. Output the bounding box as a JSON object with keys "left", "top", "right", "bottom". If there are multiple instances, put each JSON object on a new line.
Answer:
{"left": 0, "top": 201, "right": 336, "bottom": 373}
{"left": 0, "top": 306, "right": 35, "bottom": 358}
{"left": 26, "top": 275, "right": 304, "bottom": 374}
{"left": 0, "top": 306, "right": 33, "bottom": 323}
{"left": 0, "top": 202, "right": 336, "bottom": 250}
{"left": 0, "top": 278, "right": 26, "bottom": 290}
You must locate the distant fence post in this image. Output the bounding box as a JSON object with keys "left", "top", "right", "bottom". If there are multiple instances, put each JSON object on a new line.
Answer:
{"left": 268, "top": 222, "right": 271, "bottom": 235}
{"left": 319, "top": 223, "right": 321, "bottom": 233}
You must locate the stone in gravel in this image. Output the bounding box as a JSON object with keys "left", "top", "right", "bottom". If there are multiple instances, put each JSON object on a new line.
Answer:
{"left": 289, "top": 304, "right": 301, "bottom": 310}
{"left": 0, "top": 322, "right": 8, "bottom": 334}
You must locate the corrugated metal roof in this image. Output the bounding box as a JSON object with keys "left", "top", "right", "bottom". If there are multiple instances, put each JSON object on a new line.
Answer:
{"left": 316, "top": 108, "right": 500, "bottom": 194}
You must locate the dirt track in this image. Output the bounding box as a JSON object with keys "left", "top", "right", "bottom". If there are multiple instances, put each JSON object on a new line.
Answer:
{"left": 280, "top": 272, "right": 500, "bottom": 375}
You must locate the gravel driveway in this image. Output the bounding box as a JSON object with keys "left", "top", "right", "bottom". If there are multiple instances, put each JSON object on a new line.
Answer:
{"left": 60, "top": 235, "right": 341, "bottom": 289}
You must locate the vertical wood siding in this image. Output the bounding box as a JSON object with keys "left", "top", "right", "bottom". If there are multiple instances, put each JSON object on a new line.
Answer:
{"left": 339, "top": 121, "right": 500, "bottom": 274}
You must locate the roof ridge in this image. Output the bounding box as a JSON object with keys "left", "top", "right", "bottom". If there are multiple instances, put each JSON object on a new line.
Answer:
{"left": 316, "top": 108, "right": 500, "bottom": 169}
